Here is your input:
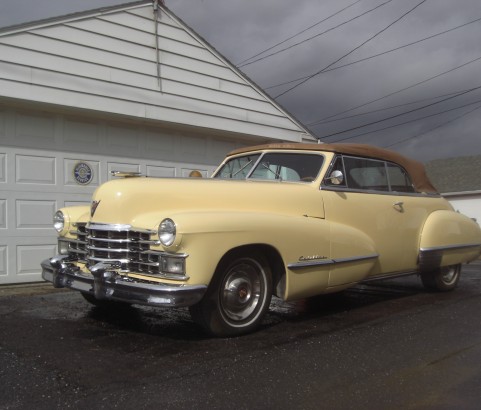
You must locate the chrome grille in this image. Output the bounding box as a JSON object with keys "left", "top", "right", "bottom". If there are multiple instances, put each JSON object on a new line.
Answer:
{"left": 66, "top": 223, "right": 88, "bottom": 261}
{"left": 62, "top": 223, "right": 186, "bottom": 279}
{"left": 85, "top": 224, "right": 161, "bottom": 274}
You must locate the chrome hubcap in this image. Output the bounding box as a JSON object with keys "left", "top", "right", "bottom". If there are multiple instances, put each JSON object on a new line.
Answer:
{"left": 441, "top": 265, "right": 458, "bottom": 285}
{"left": 221, "top": 261, "right": 262, "bottom": 321}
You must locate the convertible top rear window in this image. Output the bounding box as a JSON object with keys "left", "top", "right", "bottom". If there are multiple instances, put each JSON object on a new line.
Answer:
{"left": 214, "top": 153, "right": 324, "bottom": 182}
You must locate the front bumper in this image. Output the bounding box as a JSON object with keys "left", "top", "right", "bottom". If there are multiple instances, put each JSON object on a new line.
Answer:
{"left": 41, "top": 256, "right": 207, "bottom": 307}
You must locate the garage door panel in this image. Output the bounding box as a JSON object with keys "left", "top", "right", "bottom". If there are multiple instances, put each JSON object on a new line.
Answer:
{"left": 16, "top": 113, "right": 55, "bottom": 145}
{"left": 0, "top": 152, "right": 5, "bottom": 182}
{"left": 0, "top": 246, "right": 6, "bottom": 276}
{"left": 65, "top": 201, "right": 90, "bottom": 207}
{"left": 146, "top": 165, "right": 176, "bottom": 177}
{"left": 16, "top": 199, "right": 57, "bottom": 229}
{"left": 108, "top": 162, "right": 141, "bottom": 177}
{"left": 0, "top": 199, "right": 5, "bottom": 229}
{"left": 16, "top": 154, "right": 56, "bottom": 185}
{"left": 17, "top": 244, "right": 57, "bottom": 276}
{"left": 63, "top": 119, "right": 100, "bottom": 149}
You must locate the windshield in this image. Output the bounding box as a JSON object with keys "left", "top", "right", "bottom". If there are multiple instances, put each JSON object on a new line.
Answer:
{"left": 214, "top": 154, "right": 261, "bottom": 180}
{"left": 214, "top": 152, "right": 324, "bottom": 182}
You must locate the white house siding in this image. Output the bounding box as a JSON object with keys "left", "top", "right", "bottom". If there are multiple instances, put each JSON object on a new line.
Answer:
{"left": 0, "top": 106, "right": 248, "bottom": 284}
{"left": 444, "top": 192, "right": 481, "bottom": 226}
{"left": 0, "top": 2, "right": 311, "bottom": 143}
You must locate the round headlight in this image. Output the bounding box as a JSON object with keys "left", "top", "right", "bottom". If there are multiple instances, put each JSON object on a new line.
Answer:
{"left": 158, "top": 218, "right": 176, "bottom": 246}
{"left": 54, "top": 210, "right": 65, "bottom": 232}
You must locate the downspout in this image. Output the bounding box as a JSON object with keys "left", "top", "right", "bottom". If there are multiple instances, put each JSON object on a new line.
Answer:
{"left": 153, "top": 0, "right": 163, "bottom": 92}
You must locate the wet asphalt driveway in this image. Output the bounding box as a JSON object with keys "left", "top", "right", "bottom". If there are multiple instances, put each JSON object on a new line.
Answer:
{"left": 1, "top": 262, "right": 481, "bottom": 410}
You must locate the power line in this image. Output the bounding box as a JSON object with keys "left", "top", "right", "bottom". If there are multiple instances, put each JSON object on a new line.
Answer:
{"left": 238, "top": 0, "right": 394, "bottom": 68}
{"left": 325, "top": 97, "right": 481, "bottom": 143}
{"left": 237, "top": 0, "right": 363, "bottom": 66}
{"left": 311, "top": 85, "right": 481, "bottom": 136}
{"left": 384, "top": 104, "right": 481, "bottom": 148}
{"left": 316, "top": 54, "right": 481, "bottom": 123}
{"left": 309, "top": 88, "right": 477, "bottom": 126}
{"left": 274, "top": 0, "right": 427, "bottom": 99}
{"left": 265, "top": 15, "right": 481, "bottom": 91}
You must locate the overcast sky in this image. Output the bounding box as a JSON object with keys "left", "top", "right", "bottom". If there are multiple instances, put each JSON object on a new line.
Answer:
{"left": 1, "top": 0, "right": 481, "bottom": 163}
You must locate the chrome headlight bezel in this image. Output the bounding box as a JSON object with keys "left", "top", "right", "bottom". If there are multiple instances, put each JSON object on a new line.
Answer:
{"left": 54, "top": 210, "right": 65, "bottom": 233}
{"left": 158, "top": 218, "right": 176, "bottom": 247}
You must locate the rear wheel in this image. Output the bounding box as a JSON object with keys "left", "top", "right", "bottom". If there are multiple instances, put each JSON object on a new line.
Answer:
{"left": 420, "top": 264, "right": 461, "bottom": 291}
{"left": 189, "top": 253, "right": 272, "bottom": 337}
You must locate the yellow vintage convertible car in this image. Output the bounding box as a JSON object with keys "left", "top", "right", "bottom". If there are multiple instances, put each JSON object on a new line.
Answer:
{"left": 41, "top": 143, "right": 481, "bottom": 336}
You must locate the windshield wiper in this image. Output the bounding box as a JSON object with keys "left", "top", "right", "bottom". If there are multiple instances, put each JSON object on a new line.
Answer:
{"left": 261, "top": 162, "right": 282, "bottom": 181}
{"left": 232, "top": 160, "right": 253, "bottom": 177}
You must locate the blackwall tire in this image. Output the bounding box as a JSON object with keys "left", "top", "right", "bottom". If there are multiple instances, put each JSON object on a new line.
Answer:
{"left": 189, "top": 253, "right": 272, "bottom": 337}
{"left": 421, "top": 264, "right": 461, "bottom": 291}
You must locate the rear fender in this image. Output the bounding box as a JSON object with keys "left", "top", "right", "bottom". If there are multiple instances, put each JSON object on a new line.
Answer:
{"left": 419, "top": 210, "right": 481, "bottom": 271}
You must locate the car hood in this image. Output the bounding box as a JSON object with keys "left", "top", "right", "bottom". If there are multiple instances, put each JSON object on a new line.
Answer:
{"left": 89, "top": 177, "right": 324, "bottom": 228}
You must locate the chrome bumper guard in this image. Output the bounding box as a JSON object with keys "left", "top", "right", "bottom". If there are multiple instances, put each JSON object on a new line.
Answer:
{"left": 41, "top": 256, "right": 207, "bottom": 308}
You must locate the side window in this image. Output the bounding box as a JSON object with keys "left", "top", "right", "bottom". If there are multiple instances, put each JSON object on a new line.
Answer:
{"left": 387, "top": 163, "right": 415, "bottom": 192}
{"left": 344, "top": 157, "right": 389, "bottom": 191}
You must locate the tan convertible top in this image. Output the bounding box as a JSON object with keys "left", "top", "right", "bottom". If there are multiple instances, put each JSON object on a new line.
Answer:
{"left": 227, "top": 143, "right": 438, "bottom": 194}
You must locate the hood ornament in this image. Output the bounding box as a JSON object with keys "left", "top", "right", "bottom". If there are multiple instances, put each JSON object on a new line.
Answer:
{"left": 91, "top": 200, "right": 101, "bottom": 217}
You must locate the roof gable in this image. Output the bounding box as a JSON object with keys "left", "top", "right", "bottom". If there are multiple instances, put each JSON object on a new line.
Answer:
{"left": 0, "top": 2, "right": 311, "bottom": 142}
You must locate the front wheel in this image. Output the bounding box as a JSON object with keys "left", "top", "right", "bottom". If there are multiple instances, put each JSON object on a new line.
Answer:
{"left": 420, "top": 264, "right": 461, "bottom": 291}
{"left": 189, "top": 253, "right": 272, "bottom": 337}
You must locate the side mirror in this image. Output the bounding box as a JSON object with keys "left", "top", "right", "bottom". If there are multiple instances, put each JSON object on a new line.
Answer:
{"left": 326, "top": 170, "right": 344, "bottom": 185}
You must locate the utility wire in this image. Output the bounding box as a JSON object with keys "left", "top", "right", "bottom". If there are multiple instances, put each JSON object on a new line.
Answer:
{"left": 237, "top": 0, "right": 363, "bottom": 66}
{"left": 310, "top": 85, "right": 481, "bottom": 136}
{"left": 265, "top": 15, "right": 481, "bottom": 91}
{"left": 311, "top": 88, "right": 478, "bottom": 126}
{"left": 325, "top": 97, "right": 481, "bottom": 143}
{"left": 316, "top": 54, "right": 481, "bottom": 123}
{"left": 384, "top": 104, "right": 481, "bottom": 148}
{"left": 274, "top": 0, "right": 427, "bottom": 99}
{"left": 238, "top": 0, "right": 394, "bottom": 68}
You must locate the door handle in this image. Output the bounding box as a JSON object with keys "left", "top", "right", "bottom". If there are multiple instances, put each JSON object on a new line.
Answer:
{"left": 393, "top": 201, "right": 404, "bottom": 212}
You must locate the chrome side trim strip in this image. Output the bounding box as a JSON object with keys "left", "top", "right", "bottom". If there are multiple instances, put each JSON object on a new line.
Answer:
{"left": 321, "top": 186, "right": 439, "bottom": 197}
{"left": 361, "top": 270, "right": 418, "bottom": 283}
{"left": 288, "top": 253, "right": 379, "bottom": 271}
{"left": 420, "top": 243, "right": 481, "bottom": 253}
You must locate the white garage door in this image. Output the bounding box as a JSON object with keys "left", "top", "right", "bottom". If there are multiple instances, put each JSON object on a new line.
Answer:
{"left": 0, "top": 109, "right": 228, "bottom": 284}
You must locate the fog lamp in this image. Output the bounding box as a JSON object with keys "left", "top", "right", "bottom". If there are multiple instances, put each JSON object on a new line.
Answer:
{"left": 161, "top": 255, "right": 185, "bottom": 275}
{"left": 58, "top": 239, "right": 70, "bottom": 255}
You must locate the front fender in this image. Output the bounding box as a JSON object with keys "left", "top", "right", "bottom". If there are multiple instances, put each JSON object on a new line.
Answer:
{"left": 163, "top": 211, "right": 331, "bottom": 293}
{"left": 161, "top": 211, "right": 379, "bottom": 301}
